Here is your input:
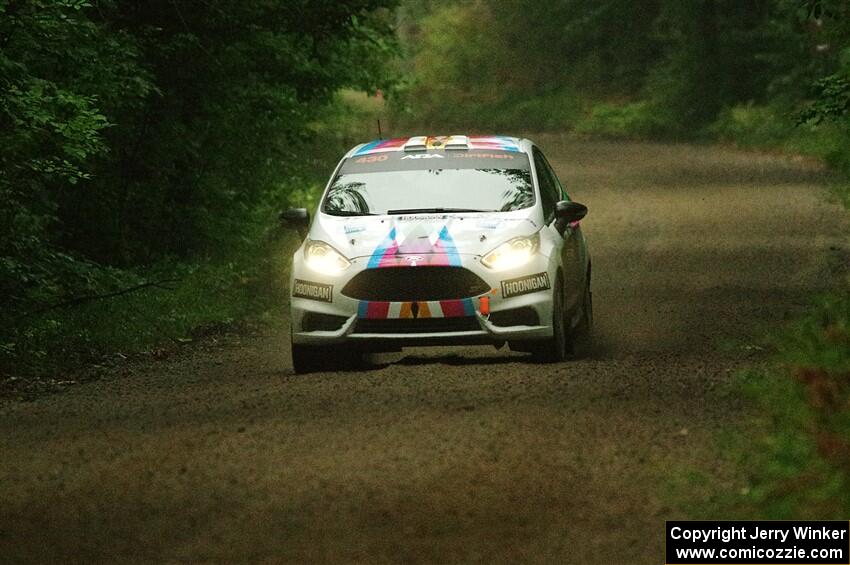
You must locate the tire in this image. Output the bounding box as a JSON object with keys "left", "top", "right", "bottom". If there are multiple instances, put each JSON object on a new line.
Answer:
{"left": 529, "top": 275, "right": 568, "bottom": 363}
{"left": 568, "top": 282, "right": 593, "bottom": 358}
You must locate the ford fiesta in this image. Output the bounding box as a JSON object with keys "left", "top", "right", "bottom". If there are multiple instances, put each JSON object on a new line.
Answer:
{"left": 281, "top": 135, "right": 592, "bottom": 373}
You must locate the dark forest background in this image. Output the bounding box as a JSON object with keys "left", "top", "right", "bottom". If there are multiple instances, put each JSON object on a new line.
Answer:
{"left": 2, "top": 0, "right": 849, "bottom": 516}
{"left": 1, "top": 0, "right": 398, "bottom": 373}
{"left": 394, "top": 1, "right": 850, "bottom": 158}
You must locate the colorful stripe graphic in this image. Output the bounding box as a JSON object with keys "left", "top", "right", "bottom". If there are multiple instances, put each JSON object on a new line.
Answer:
{"left": 438, "top": 298, "right": 475, "bottom": 317}
{"left": 353, "top": 137, "right": 408, "bottom": 156}
{"left": 468, "top": 135, "right": 521, "bottom": 152}
{"left": 358, "top": 301, "right": 390, "bottom": 319}
{"left": 437, "top": 226, "right": 462, "bottom": 267}
{"left": 357, "top": 298, "right": 477, "bottom": 320}
{"left": 367, "top": 224, "right": 464, "bottom": 268}
{"left": 354, "top": 136, "right": 521, "bottom": 156}
{"left": 367, "top": 227, "right": 399, "bottom": 269}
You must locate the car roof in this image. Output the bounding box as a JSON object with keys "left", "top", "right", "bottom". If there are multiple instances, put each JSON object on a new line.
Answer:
{"left": 344, "top": 135, "right": 531, "bottom": 158}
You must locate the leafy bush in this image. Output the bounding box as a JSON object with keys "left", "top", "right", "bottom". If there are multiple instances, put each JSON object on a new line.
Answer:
{"left": 574, "top": 101, "right": 675, "bottom": 138}
{"left": 707, "top": 104, "right": 797, "bottom": 147}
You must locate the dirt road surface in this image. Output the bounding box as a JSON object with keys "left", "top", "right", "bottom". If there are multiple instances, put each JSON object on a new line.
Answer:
{"left": 1, "top": 137, "right": 847, "bottom": 563}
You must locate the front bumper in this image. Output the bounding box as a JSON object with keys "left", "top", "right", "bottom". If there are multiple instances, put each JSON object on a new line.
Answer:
{"left": 290, "top": 253, "right": 556, "bottom": 346}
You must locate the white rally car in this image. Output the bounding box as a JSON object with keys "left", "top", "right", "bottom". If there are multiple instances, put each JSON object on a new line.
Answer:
{"left": 282, "top": 135, "right": 592, "bottom": 373}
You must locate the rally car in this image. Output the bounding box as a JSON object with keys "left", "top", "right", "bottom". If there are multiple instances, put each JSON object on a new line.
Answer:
{"left": 282, "top": 135, "right": 592, "bottom": 373}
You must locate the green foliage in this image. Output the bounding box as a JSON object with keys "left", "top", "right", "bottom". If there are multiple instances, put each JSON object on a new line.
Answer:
{"left": 0, "top": 166, "right": 324, "bottom": 378}
{"left": 394, "top": 0, "right": 850, "bottom": 140}
{"left": 736, "top": 293, "right": 850, "bottom": 518}
{"left": 574, "top": 102, "right": 675, "bottom": 138}
{"left": 0, "top": 1, "right": 398, "bottom": 377}
{"left": 392, "top": 0, "right": 658, "bottom": 132}
{"left": 708, "top": 104, "right": 797, "bottom": 146}
{"left": 799, "top": 73, "right": 850, "bottom": 125}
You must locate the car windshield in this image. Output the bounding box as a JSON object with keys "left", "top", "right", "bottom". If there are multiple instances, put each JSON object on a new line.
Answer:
{"left": 322, "top": 150, "right": 534, "bottom": 216}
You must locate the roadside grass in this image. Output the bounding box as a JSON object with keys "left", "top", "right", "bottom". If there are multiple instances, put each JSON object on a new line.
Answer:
{"left": 731, "top": 293, "right": 850, "bottom": 518}
{"left": 572, "top": 100, "right": 677, "bottom": 139}
{"left": 660, "top": 293, "right": 850, "bottom": 521}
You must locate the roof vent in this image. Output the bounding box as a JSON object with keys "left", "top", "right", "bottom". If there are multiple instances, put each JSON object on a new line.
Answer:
{"left": 444, "top": 135, "right": 470, "bottom": 150}
{"left": 403, "top": 136, "right": 428, "bottom": 152}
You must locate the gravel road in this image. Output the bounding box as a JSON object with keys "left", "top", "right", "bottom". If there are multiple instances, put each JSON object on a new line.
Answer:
{"left": 1, "top": 137, "right": 847, "bottom": 564}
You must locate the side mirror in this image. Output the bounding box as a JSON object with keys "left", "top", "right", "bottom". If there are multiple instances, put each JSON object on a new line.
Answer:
{"left": 279, "top": 208, "right": 310, "bottom": 236}
{"left": 554, "top": 201, "right": 587, "bottom": 233}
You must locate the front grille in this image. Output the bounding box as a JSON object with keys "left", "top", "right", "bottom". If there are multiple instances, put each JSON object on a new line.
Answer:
{"left": 489, "top": 307, "right": 539, "bottom": 327}
{"left": 354, "top": 317, "right": 480, "bottom": 334}
{"left": 301, "top": 312, "right": 348, "bottom": 332}
{"left": 342, "top": 266, "right": 489, "bottom": 301}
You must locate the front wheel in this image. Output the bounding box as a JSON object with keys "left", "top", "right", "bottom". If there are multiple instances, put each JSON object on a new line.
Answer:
{"left": 568, "top": 283, "right": 593, "bottom": 358}
{"left": 529, "top": 276, "right": 568, "bottom": 363}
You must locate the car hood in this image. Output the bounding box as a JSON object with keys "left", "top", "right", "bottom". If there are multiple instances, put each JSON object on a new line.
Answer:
{"left": 311, "top": 211, "right": 541, "bottom": 265}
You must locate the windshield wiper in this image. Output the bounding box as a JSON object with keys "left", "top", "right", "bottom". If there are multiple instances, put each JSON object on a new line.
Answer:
{"left": 324, "top": 210, "right": 377, "bottom": 217}
{"left": 386, "top": 207, "right": 495, "bottom": 215}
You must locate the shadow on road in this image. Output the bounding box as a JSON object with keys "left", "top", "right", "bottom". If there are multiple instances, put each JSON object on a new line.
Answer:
{"left": 389, "top": 351, "right": 526, "bottom": 367}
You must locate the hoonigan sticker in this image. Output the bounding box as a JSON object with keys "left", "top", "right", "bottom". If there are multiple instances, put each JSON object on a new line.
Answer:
{"left": 501, "top": 272, "right": 551, "bottom": 299}
{"left": 293, "top": 279, "right": 333, "bottom": 303}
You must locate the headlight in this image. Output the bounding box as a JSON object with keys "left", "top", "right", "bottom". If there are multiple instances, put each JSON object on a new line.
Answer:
{"left": 304, "top": 240, "right": 351, "bottom": 275}
{"left": 481, "top": 233, "right": 540, "bottom": 270}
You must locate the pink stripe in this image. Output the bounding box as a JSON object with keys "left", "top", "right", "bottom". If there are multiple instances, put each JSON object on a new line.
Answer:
{"left": 377, "top": 241, "right": 399, "bottom": 267}
{"left": 439, "top": 300, "right": 466, "bottom": 318}
{"left": 366, "top": 302, "right": 390, "bottom": 319}
{"left": 377, "top": 137, "right": 407, "bottom": 149}
{"left": 426, "top": 239, "right": 450, "bottom": 266}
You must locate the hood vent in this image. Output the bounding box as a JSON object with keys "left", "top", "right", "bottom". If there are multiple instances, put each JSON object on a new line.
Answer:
{"left": 402, "top": 136, "right": 428, "bottom": 152}
{"left": 444, "top": 135, "right": 470, "bottom": 150}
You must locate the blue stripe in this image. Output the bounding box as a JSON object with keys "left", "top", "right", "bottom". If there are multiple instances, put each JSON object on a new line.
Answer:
{"left": 354, "top": 140, "right": 381, "bottom": 155}
{"left": 438, "top": 226, "right": 462, "bottom": 267}
{"left": 358, "top": 301, "right": 369, "bottom": 319}
{"left": 462, "top": 298, "right": 475, "bottom": 316}
{"left": 493, "top": 138, "right": 521, "bottom": 152}
{"left": 368, "top": 227, "right": 396, "bottom": 269}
